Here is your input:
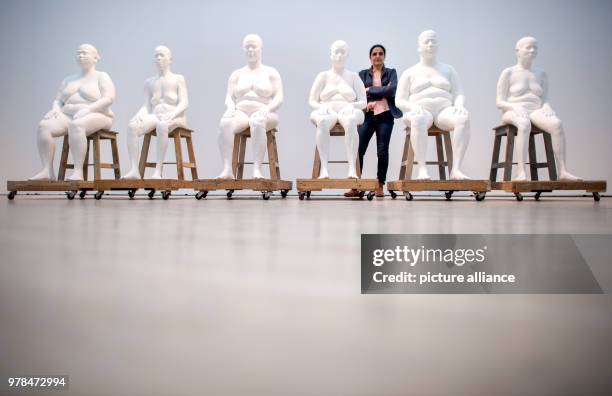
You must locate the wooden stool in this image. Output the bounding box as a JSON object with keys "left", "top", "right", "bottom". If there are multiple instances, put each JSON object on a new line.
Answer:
{"left": 398, "top": 126, "right": 452, "bottom": 180}
{"left": 489, "top": 124, "right": 557, "bottom": 182}
{"left": 139, "top": 127, "right": 198, "bottom": 180}
{"left": 58, "top": 130, "right": 120, "bottom": 181}
{"left": 311, "top": 123, "right": 361, "bottom": 178}
{"left": 232, "top": 127, "right": 282, "bottom": 180}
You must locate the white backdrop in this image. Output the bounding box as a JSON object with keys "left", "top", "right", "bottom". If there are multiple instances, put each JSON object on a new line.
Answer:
{"left": 1, "top": 0, "right": 611, "bottom": 186}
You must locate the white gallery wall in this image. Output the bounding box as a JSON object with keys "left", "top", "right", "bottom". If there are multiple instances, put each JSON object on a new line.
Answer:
{"left": 1, "top": 0, "right": 611, "bottom": 187}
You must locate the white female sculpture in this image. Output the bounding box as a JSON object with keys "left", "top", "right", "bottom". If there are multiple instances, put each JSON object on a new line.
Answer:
{"left": 216, "top": 34, "right": 283, "bottom": 179}
{"left": 122, "top": 46, "right": 189, "bottom": 180}
{"left": 309, "top": 40, "right": 367, "bottom": 179}
{"left": 29, "top": 44, "right": 115, "bottom": 181}
{"left": 496, "top": 37, "right": 580, "bottom": 181}
{"left": 396, "top": 30, "right": 470, "bottom": 180}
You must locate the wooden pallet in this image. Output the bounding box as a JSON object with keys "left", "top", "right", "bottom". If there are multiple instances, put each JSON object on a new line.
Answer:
{"left": 295, "top": 178, "right": 379, "bottom": 200}
{"left": 192, "top": 178, "right": 293, "bottom": 200}
{"left": 492, "top": 180, "right": 606, "bottom": 201}
{"left": 386, "top": 179, "right": 491, "bottom": 201}
{"left": 6, "top": 180, "right": 96, "bottom": 200}
{"left": 93, "top": 179, "right": 182, "bottom": 200}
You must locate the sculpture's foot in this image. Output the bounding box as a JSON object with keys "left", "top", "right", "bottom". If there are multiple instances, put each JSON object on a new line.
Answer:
{"left": 347, "top": 172, "right": 359, "bottom": 179}
{"left": 415, "top": 169, "right": 431, "bottom": 180}
{"left": 252, "top": 168, "right": 265, "bottom": 180}
{"left": 121, "top": 169, "right": 141, "bottom": 180}
{"left": 28, "top": 169, "right": 55, "bottom": 181}
{"left": 67, "top": 172, "right": 84, "bottom": 181}
{"left": 512, "top": 171, "right": 528, "bottom": 181}
{"left": 450, "top": 169, "right": 471, "bottom": 180}
{"left": 215, "top": 170, "right": 235, "bottom": 180}
{"left": 558, "top": 171, "right": 582, "bottom": 181}
{"left": 317, "top": 169, "right": 330, "bottom": 179}
{"left": 151, "top": 170, "right": 163, "bottom": 180}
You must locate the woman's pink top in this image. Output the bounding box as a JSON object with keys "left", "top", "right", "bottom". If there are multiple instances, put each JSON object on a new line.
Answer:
{"left": 372, "top": 72, "right": 390, "bottom": 115}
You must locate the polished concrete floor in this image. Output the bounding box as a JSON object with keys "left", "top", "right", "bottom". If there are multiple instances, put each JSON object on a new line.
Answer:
{"left": 1, "top": 193, "right": 611, "bottom": 396}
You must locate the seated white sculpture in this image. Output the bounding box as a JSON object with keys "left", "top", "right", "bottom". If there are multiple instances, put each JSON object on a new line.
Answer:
{"left": 123, "top": 46, "right": 189, "bottom": 180}
{"left": 309, "top": 40, "right": 366, "bottom": 179}
{"left": 496, "top": 36, "right": 580, "bottom": 181}
{"left": 396, "top": 30, "right": 470, "bottom": 180}
{"left": 216, "top": 34, "right": 283, "bottom": 180}
{"left": 29, "top": 44, "right": 115, "bottom": 181}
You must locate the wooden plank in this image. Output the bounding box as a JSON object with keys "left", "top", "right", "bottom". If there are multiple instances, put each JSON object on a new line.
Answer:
{"left": 387, "top": 180, "right": 491, "bottom": 192}
{"left": 489, "top": 134, "right": 502, "bottom": 182}
{"left": 193, "top": 178, "right": 292, "bottom": 191}
{"left": 503, "top": 125, "right": 514, "bottom": 181}
{"left": 93, "top": 133, "right": 101, "bottom": 180}
{"left": 185, "top": 135, "right": 198, "bottom": 180}
{"left": 494, "top": 180, "right": 606, "bottom": 193}
{"left": 94, "top": 179, "right": 177, "bottom": 191}
{"left": 296, "top": 178, "right": 378, "bottom": 192}
{"left": 174, "top": 132, "right": 184, "bottom": 180}
{"left": 7, "top": 180, "right": 95, "bottom": 191}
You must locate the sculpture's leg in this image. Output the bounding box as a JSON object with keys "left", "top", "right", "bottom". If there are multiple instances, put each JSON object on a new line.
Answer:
{"left": 29, "top": 115, "right": 69, "bottom": 180}
{"left": 403, "top": 110, "right": 433, "bottom": 180}
{"left": 338, "top": 107, "right": 365, "bottom": 179}
{"left": 249, "top": 112, "right": 278, "bottom": 179}
{"left": 530, "top": 110, "right": 581, "bottom": 180}
{"left": 216, "top": 111, "right": 249, "bottom": 179}
{"left": 151, "top": 120, "right": 171, "bottom": 179}
{"left": 436, "top": 107, "right": 471, "bottom": 180}
{"left": 67, "top": 114, "right": 112, "bottom": 181}
{"left": 502, "top": 110, "right": 531, "bottom": 181}
{"left": 311, "top": 110, "right": 338, "bottom": 179}
{"left": 123, "top": 114, "right": 158, "bottom": 180}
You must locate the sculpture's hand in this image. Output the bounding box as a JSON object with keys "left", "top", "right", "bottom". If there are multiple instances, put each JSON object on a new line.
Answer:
{"left": 542, "top": 103, "right": 556, "bottom": 117}
{"left": 159, "top": 112, "right": 175, "bottom": 122}
{"left": 73, "top": 108, "right": 91, "bottom": 120}
{"left": 222, "top": 107, "right": 236, "bottom": 118}
{"left": 43, "top": 110, "right": 60, "bottom": 120}
{"left": 513, "top": 106, "right": 529, "bottom": 119}
{"left": 409, "top": 105, "right": 424, "bottom": 116}
{"left": 339, "top": 105, "right": 355, "bottom": 118}
{"left": 453, "top": 105, "right": 468, "bottom": 116}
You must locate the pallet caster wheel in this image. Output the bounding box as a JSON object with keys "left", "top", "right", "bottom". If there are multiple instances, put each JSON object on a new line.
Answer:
{"left": 94, "top": 191, "right": 104, "bottom": 200}
{"left": 306, "top": 191, "right": 311, "bottom": 199}
{"left": 515, "top": 192, "right": 523, "bottom": 201}
{"left": 389, "top": 190, "right": 397, "bottom": 199}
{"left": 65, "top": 190, "right": 77, "bottom": 200}
{"left": 226, "top": 190, "right": 234, "bottom": 199}
{"left": 367, "top": 191, "right": 375, "bottom": 201}
{"left": 147, "top": 189, "right": 156, "bottom": 199}
{"left": 593, "top": 192, "right": 601, "bottom": 202}
{"left": 79, "top": 190, "right": 87, "bottom": 199}
{"left": 358, "top": 190, "right": 365, "bottom": 199}
{"left": 280, "top": 189, "right": 288, "bottom": 198}
{"left": 475, "top": 192, "right": 486, "bottom": 202}
{"left": 404, "top": 192, "right": 413, "bottom": 201}
{"left": 161, "top": 191, "right": 171, "bottom": 200}
{"left": 445, "top": 191, "right": 453, "bottom": 200}
{"left": 128, "top": 189, "right": 136, "bottom": 199}
{"left": 299, "top": 192, "right": 306, "bottom": 200}
{"left": 7, "top": 191, "right": 16, "bottom": 200}
{"left": 534, "top": 191, "right": 542, "bottom": 201}
{"left": 262, "top": 191, "right": 271, "bottom": 200}
{"left": 195, "top": 191, "right": 208, "bottom": 200}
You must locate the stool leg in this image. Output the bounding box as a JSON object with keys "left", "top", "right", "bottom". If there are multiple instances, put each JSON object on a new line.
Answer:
{"left": 93, "top": 133, "right": 101, "bottom": 180}
{"left": 528, "top": 132, "right": 538, "bottom": 181}
{"left": 139, "top": 133, "right": 152, "bottom": 178}
{"left": 442, "top": 131, "right": 453, "bottom": 175}
{"left": 266, "top": 130, "right": 280, "bottom": 180}
{"left": 111, "top": 137, "right": 121, "bottom": 180}
{"left": 231, "top": 134, "right": 241, "bottom": 178}
{"left": 173, "top": 132, "right": 184, "bottom": 180}
{"left": 236, "top": 135, "right": 247, "bottom": 180}
{"left": 543, "top": 133, "right": 558, "bottom": 181}
{"left": 185, "top": 134, "right": 198, "bottom": 180}
{"left": 503, "top": 126, "right": 515, "bottom": 181}
{"left": 435, "top": 134, "right": 446, "bottom": 180}
{"left": 489, "top": 133, "right": 502, "bottom": 182}
{"left": 83, "top": 139, "right": 90, "bottom": 181}
{"left": 58, "top": 136, "right": 70, "bottom": 181}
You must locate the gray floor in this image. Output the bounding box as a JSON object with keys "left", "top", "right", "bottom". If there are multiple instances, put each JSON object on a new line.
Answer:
{"left": 1, "top": 193, "right": 612, "bottom": 396}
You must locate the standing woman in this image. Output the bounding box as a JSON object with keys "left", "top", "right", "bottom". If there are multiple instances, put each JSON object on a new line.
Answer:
{"left": 346, "top": 44, "right": 402, "bottom": 197}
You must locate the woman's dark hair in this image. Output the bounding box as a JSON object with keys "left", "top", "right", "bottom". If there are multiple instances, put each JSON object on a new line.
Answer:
{"left": 369, "top": 44, "right": 386, "bottom": 56}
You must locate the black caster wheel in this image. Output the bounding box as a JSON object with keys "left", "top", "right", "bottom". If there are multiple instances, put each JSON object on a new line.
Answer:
{"left": 280, "top": 189, "right": 288, "bottom": 198}
{"left": 226, "top": 190, "right": 234, "bottom": 199}
{"left": 358, "top": 190, "right": 365, "bottom": 199}
{"left": 475, "top": 192, "right": 486, "bottom": 201}
{"left": 195, "top": 191, "right": 208, "bottom": 200}
{"left": 593, "top": 192, "right": 601, "bottom": 202}
{"left": 367, "top": 191, "right": 375, "bottom": 201}
{"left": 299, "top": 192, "right": 306, "bottom": 200}
{"left": 7, "top": 191, "right": 16, "bottom": 200}
{"left": 79, "top": 190, "right": 87, "bottom": 199}
{"left": 161, "top": 191, "right": 171, "bottom": 200}
{"left": 306, "top": 191, "right": 311, "bottom": 199}
{"left": 389, "top": 190, "right": 397, "bottom": 199}
{"left": 404, "top": 192, "right": 413, "bottom": 201}
{"left": 147, "top": 189, "right": 156, "bottom": 199}
{"left": 515, "top": 192, "right": 524, "bottom": 201}
{"left": 65, "top": 190, "right": 77, "bottom": 200}
{"left": 534, "top": 191, "right": 542, "bottom": 201}
{"left": 128, "top": 189, "right": 136, "bottom": 199}
{"left": 445, "top": 191, "right": 453, "bottom": 200}
{"left": 262, "top": 191, "right": 271, "bottom": 200}
{"left": 94, "top": 191, "right": 104, "bottom": 200}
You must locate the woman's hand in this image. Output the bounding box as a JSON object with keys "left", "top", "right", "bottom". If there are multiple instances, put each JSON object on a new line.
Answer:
{"left": 366, "top": 102, "right": 376, "bottom": 111}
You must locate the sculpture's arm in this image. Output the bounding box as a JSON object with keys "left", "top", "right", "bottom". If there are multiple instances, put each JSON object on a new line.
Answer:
{"left": 395, "top": 70, "right": 413, "bottom": 113}
{"left": 90, "top": 72, "right": 115, "bottom": 113}
{"left": 495, "top": 68, "right": 516, "bottom": 113}
{"left": 266, "top": 68, "right": 283, "bottom": 113}
{"left": 352, "top": 73, "right": 367, "bottom": 110}
{"left": 308, "top": 72, "right": 325, "bottom": 110}
{"left": 170, "top": 75, "right": 189, "bottom": 119}
{"left": 539, "top": 71, "right": 555, "bottom": 116}
{"left": 224, "top": 71, "right": 239, "bottom": 112}
{"left": 450, "top": 66, "right": 466, "bottom": 109}
{"left": 44, "top": 79, "right": 67, "bottom": 119}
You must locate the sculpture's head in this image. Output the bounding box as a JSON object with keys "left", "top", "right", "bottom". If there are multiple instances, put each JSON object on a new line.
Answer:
{"left": 154, "top": 45, "right": 172, "bottom": 70}
{"left": 515, "top": 36, "right": 538, "bottom": 62}
{"left": 76, "top": 44, "right": 100, "bottom": 69}
{"left": 330, "top": 40, "right": 349, "bottom": 68}
{"left": 243, "top": 34, "right": 263, "bottom": 63}
{"left": 417, "top": 30, "right": 438, "bottom": 59}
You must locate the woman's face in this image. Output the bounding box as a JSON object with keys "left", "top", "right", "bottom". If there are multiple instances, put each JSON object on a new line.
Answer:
{"left": 243, "top": 39, "right": 262, "bottom": 63}
{"left": 76, "top": 45, "right": 97, "bottom": 69}
{"left": 370, "top": 47, "right": 385, "bottom": 67}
